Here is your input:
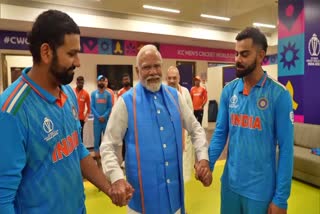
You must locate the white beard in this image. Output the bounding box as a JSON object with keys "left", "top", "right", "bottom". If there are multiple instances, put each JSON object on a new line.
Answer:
{"left": 142, "top": 76, "right": 162, "bottom": 92}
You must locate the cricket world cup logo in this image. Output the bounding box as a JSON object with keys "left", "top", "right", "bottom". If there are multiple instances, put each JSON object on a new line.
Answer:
{"left": 308, "top": 33, "right": 320, "bottom": 57}
{"left": 43, "top": 117, "right": 54, "bottom": 134}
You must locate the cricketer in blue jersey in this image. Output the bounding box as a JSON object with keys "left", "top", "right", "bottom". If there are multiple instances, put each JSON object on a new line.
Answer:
{"left": 0, "top": 10, "right": 130, "bottom": 213}
{"left": 91, "top": 75, "right": 112, "bottom": 157}
{"left": 209, "top": 27, "right": 294, "bottom": 214}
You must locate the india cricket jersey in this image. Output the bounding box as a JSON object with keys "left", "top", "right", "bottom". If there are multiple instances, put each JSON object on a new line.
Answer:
{"left": 91, "top": 89, "right": 112, "bottom": 121}
{"left": 209, "top": 72, "right": 294, "bottom": 209}
{"left": 0, "top": 67, "right": 90, "bottom": 213}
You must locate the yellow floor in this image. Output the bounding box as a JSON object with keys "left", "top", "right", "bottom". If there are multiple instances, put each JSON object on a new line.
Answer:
{"left": 84, "top": 161, "right": 320, "bottom": 214}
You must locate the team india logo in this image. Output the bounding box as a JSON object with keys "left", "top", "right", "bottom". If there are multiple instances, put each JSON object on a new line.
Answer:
{"left": 257, "top": 97, "right": 268, "bottom": 110}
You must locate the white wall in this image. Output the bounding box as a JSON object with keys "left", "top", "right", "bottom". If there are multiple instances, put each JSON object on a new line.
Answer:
{"left": 5, "top": 55, "right": 32, "bottom": 84}
{"left": 262, "top": 64, "right": 278, "bottom": 79}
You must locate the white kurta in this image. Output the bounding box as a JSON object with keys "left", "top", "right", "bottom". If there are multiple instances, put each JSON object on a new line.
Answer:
{"left": 178, "top": 85, "right": 194, "bottom": 183}
{"left": 100, "top": 87, "right": 208, "bottom": 213}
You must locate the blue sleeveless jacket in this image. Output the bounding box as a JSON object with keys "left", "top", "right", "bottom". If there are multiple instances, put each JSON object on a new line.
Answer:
{"left": 122, "top": 83, "right": 185, "bottom": 214}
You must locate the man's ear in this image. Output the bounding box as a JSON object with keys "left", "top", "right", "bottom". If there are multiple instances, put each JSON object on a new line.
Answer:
{"left": 258, "top": 49, "right": 266, "bottom": 64}
{"left": 135, "top": 66, "right": 140, "bottom": 78}
{"left": 40, "top": 43, "right": 53, "bottom": 64}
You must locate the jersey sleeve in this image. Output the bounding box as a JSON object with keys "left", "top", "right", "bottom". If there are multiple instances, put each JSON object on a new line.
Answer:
{"left": 0, "top": 113, "right": 26, "bottom": 213}
{"left": 208, "top": 87, "right": 229, "bottom": 171}
{"left": 78, "top": 142, "right": 90, "bottom": 160}
{"left": 90, "top": 91, "right": 100, "bottom": 118}
{"left": 102, "top": 91, "right": 112, "bottom": 120}
{"left": 272, "top": 90, "right": 294, "bottom": 209}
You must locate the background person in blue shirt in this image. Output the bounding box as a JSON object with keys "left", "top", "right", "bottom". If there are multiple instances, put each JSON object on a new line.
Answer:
{"left": 0, "top": 10, "right": 132, "bottom": 213}
{"left": 91, "top": 75, "right": 112, "bottom": 163}
{"left": 209, "top": 27, "right": 294, "bottom": 214}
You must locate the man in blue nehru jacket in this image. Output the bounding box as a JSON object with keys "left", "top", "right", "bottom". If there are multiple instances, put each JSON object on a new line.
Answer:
{"left": 100, "top": 44, "right": 212, "bottom": 214}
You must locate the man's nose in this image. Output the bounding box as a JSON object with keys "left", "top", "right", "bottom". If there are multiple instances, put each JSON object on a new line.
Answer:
{"left": 149, "top": 67, "right": 158, "bottom": 75}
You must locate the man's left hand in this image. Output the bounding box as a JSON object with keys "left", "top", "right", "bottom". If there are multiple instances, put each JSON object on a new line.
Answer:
{"left": 268, "top": 202, "right": 287, "bottom": 214}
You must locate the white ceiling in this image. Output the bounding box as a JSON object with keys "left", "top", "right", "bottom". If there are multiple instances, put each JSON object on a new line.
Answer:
{"left": 22, "top": 0, "right": 278, "bottom": 33}
{"left": 0, "top": 0, "right": 279, "bottom": 49}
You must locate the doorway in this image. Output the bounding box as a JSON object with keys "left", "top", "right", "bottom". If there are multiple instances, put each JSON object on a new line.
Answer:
{"left": 176, "top": 61, "right": 195, "bottom": 91}
{"left": 1, "top": 54, "right": 32, "bottom": 92}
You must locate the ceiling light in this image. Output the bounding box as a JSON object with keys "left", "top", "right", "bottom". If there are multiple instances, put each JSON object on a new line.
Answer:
{"left": 200, "top": 14, "right": 230, "bottom": 21}
{"left": 143, "top": 5, "right": 180, "bottom": 14}
{"left": 253, "top": 22, "right": 276, "bottom": 28}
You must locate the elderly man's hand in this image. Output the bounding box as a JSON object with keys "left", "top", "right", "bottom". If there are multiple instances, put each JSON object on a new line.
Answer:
{"left": 109, "top": 179, "right": 134, "bottom": 206}
{"left": 194, "top": 159, "right": 212, "bottom": 187}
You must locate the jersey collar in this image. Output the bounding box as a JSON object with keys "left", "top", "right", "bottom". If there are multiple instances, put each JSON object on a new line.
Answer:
{"left": 236, "top": 71, "right": 268, "bottom": 94}
{"left": 22, "top": 67, "right": 58, "bottom": 104}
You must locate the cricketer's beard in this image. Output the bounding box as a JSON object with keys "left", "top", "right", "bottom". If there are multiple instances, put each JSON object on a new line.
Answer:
{"left": 98, "top": 83, "right": 105, "bottom": 89}
{"left": 235, "top": 59, "right": 257, "bottom": 78}
{"left": 49, "top": 52, "right": 75, "bottom": 85}
{"left": 123, "top": 82, "right": 131, "bottom": 87}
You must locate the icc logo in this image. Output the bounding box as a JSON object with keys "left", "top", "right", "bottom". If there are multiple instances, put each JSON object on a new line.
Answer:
{"left": 308, "top": 33, "right": 320, "bottom": 57}
{"left": 229, "top": 95, "right": 238, "bottom": 108}
{"left": 43, "top": 117, "right": 54, "bottom": 133}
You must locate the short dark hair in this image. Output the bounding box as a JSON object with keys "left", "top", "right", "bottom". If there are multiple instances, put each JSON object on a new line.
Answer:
{"left": 28, "top": 10, "right": 80, "bottom": 64}
{"left": 122, "top": 73, "right": 130, "bottom": 79}
{"left": 76, "top": 76, "right": 84, "bottom": 81}
{"left": 235, "top": 27, "right": 268, "bottom": 53}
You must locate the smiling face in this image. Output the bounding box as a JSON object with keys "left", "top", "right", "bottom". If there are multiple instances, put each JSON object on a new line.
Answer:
{"left": 166, "top": 66, "right": 180, "bottom": 89}
{"left": 48, "top": 34, "right": 81, "bottom": 85}
{"left": 136, "top": 47, "right": 163, "bottom": 92}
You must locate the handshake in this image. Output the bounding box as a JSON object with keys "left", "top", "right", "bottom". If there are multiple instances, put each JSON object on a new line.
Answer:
{"left": 106, "top": 159, "right": 212, "bottom": 207}
{"left": 194, "top": 159, "right": 213, "bottom": 187}
{"left": 107, "top": 179, "right": 134, "bottom": 207}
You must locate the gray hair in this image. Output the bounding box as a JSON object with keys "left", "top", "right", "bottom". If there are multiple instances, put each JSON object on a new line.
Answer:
{"left": 136, "top": 44, "right": 162, "bottom": 67}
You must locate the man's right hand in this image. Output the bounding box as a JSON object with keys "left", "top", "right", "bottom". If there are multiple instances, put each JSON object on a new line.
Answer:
{"left": 110, "top": 179, "right": 134, "bottom": 207}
